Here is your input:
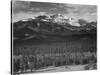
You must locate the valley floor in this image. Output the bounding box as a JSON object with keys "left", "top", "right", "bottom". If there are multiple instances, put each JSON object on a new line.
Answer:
{"left": 15, "top": 63, "right": 96, "bottom": 75}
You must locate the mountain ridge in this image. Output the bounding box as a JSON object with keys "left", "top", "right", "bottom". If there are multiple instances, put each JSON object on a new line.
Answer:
{"left": 13, "top": 14, "right": 97, "bottom": 40}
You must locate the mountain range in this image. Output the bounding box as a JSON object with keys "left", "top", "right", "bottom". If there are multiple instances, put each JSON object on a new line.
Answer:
{"left": 12, "top": 14, "right": 97, "bottom": 40}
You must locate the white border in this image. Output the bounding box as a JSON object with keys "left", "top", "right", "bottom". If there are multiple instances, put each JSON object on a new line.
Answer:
{"left": 0, "top": 0, "right": 100, "bottom": 75}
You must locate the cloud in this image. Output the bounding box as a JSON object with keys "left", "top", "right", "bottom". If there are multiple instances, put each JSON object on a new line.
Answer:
{"left": 12, "top": 1, "right": 97, "bottom": 22}
{"left": 56, "top": 3, "right": 97, "bottom": 14}
{"left": 12, "top": 0, "right": 31, "bottom": 14}
{"left": 29, "top": 8, "right": 41, "bottom": 11}
{"left": 49, "top": 8, "right": 57, "bottom": 11}
{"left": 55, "top": 4, "right": 97, "bottom": 21}
{"left": 12, "top": 11, "right": 47, "bottom": 22}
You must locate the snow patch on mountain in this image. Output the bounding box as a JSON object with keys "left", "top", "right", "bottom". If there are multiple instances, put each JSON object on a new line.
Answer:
{"left": 48, "top": 13, "right": 80, "bottom": 26}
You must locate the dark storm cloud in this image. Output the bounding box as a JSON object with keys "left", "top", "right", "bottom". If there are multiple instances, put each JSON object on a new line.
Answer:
{"left": 12, "top": 0, "right": 97, "bottom": 22}
{"left": 12, "top": 1, "right": 70, "bottom": 14}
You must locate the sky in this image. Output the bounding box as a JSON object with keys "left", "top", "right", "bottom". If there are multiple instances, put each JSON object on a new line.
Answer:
{"left": 12, "top": 0, "right": 97, "bottom": 22}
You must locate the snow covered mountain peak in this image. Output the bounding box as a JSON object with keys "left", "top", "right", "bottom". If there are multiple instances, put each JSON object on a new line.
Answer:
{"left": 49, "top": 13, "right": 80, "bottom": 26}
